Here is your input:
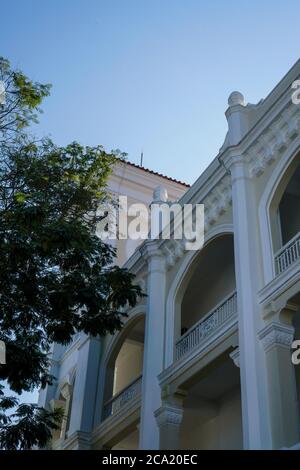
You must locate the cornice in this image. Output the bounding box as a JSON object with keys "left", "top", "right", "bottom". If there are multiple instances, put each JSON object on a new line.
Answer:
{"left": 220, "top": 92, "right": 300, "bottom": 179}
{"left": 63, "top": 431, "right": 91, "bottom": 450}
{"left": 258, "top": 262, "right": 300, "bottom": 317}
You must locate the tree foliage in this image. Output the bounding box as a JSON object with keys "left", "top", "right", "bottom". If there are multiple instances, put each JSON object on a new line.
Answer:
{"left": 0, "top": 57, "right": 143, "bottom": 449}
{"left": 0, "top": 56, "right": 51, "bottom": 141}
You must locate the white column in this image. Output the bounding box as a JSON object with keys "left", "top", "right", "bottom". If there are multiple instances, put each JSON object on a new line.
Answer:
{"left": 139, "top": 241, "right": 166, "bottom": 449}
{"left": 68, "top": 336, "right": 102, "bottom": 437}
{"left": 259, "top": 319, "right": 300, "bottom": 448}
{"left": 155, "top": 389, "right": 186, "bottom": 450}
{"left": 224, "top": 154, "right": 272, "bottom": 449}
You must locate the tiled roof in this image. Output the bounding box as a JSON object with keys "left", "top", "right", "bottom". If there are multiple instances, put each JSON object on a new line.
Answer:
{"left": 118, "top": 160, "right": 191, "bottom": 187}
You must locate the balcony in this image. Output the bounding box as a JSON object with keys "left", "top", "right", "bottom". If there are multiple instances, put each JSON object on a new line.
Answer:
{"left": 274, "top": 231, "right": 300, "bottom": 276}
{"left": 176, "top": 291, "right": 238, "bottom": 361}
{"left": 103, "top": 374, "right": 142, "bottom": 420}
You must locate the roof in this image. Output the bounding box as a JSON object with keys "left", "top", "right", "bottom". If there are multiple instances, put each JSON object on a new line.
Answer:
{"left": 117, "top": 159, "right": 191, "bottom": 188}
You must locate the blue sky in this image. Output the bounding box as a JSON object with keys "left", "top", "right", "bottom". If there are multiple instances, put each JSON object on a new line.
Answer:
{"left": 1, "top": 0, "right": 300, "bottom": 185}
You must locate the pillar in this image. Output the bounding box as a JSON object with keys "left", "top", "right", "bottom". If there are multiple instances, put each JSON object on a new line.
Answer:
{"left": 155, "top": 390, "right": 186, "bottom": 450}
{"left": 222, "top": 151, "right": 272, "bottom": 449}
{"left": 259, "top": 317, "right": 300, "bottom": 448}
{"left": 68, "top": 336, "right": 102, "bottom": 439}
{"left": 139, "top": 240, "right": 166, "bottom": 449}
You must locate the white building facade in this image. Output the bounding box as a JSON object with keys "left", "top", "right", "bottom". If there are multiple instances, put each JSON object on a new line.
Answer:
{"left": 39, "top": 60, "right": 300, "bottom": 450}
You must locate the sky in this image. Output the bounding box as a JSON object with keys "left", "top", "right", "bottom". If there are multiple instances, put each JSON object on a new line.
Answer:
{"left": 1, "top": 0, "right": 300, "bottom": 186}
{"left": 1, "top": 0, "right": 300, "bottom": 404}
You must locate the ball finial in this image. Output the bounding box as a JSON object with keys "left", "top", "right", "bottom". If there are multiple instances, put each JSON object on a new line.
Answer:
{"left": 228, "top": 91, "right": 245, "bottom": 107}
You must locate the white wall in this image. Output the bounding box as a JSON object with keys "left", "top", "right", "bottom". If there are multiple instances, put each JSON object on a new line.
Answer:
{"left": 180, "top": 387, "right": 243, "bottom": 450}
{"left": 113, "top": 340, "right": 144, "bottom": 395}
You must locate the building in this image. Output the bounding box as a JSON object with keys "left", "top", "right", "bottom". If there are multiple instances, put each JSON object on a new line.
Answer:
{"left": 39, "top": 60, "right": 300, "bottom": 450}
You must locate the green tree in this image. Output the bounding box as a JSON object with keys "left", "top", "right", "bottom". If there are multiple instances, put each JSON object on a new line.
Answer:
{"left": 0, "top": 58, "right": 142, "bottom": 449}
{"left": 0, "top": 56, "right": 51, "bottom": 141}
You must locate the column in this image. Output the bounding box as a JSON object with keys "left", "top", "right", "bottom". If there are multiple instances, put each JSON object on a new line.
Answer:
{"left": 259, "top": 316, "right": 300, "bottom": 448}
{"left": 155, "top": 389, "right": 186, "bottom": 450}
{"left": 223, "top": 153, "right": 272, "bottom": 449}
{"left": 68, "top": 336, "right": 102, "bottom": 439}
{"left": 139, "top": 240, "right": 166, "bottom": 449}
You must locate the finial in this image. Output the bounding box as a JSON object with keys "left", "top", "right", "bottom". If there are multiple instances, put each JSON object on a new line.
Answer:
{"left": 228, "top": 91, "right": 245, "bottom": 107}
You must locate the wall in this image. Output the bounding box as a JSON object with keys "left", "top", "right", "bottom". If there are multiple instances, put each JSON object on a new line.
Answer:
{"left": 113, "top": 340, "right": 144, "bottom": 395}
{"left": 180, "top": 386, "right": 242, "bottom": 450}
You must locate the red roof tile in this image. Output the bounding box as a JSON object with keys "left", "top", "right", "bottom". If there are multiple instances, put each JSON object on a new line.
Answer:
{"left": 118, "top": 160, "right": 191, "bottom": 188}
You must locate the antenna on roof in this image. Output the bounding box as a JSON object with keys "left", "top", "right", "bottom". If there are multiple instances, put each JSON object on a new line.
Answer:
{"left": 140, "top": 151, "right": 144, "bottom": 167}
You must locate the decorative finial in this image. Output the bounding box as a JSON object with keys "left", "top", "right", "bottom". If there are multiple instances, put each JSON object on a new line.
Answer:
{"left": 228, "top": 91, "right": 245, "bottom": 107}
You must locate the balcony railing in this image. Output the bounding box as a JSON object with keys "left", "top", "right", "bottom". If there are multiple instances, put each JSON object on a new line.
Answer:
{"left": 175, "top": 290, "right": 237, "bottom": 361}
{"left": 275, "top": 231, "right": 300, "bottom": 276}
{"left": 103, "top": 374, "right": 142, "bottom": 420}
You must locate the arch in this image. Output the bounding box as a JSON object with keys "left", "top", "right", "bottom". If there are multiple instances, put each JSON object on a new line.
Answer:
{"left": 102, "top": 305, "right": 146, "bottom": 370}
{"left": 94, "top": 305, "right": 146, "bottom": 426}
{"left": 165, "top": 224, "right": 234, "bottom": 367}
{"left": 259, "top": 138, "right": 300, "bottom": 283}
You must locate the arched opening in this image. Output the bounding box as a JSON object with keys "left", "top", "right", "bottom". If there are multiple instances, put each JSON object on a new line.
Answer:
{"left": 50, "top": 380, "right": 74, "bottom": 447}
{"left": 279, "top": 165, "right": 300, "bottom": 246}
{"left": 270, "top": 152, "right": 300, "bottom": 275}
{"left": 103, "top": 316, "right": 145, "bottom": 420}
{"left": 175, "top": 234, "right": 236, "bottom": 361}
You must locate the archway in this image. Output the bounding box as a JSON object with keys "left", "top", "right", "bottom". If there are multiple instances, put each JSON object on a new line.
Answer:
{"left": 173, "top": 234, "right": 236, "bottom": 361}
{"left": 103, "top": 316, "right": 145, "bottom": 420}
{"left": 269, "top": 152, "right": 300, "bottom": 275}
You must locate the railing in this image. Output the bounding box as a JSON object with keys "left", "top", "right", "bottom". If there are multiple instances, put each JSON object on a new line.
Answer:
{"left": 175, "top": 291, "right": 237, "bottom": 361}
{"left": 103, "top": 374, "right": 142, "bottom": 420}
{"left": 274, "top": 231, "right": 300, "bottom": 275}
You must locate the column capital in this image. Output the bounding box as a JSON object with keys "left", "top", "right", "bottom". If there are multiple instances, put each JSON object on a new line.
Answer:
{"left": 139, "top": 240, "right": 164, "bottom": 262}
{"left": 154, "top": 404, "right": 184, "bottom": 428}
{"left": 221, "top": 151, "right": 252, "bottom": 184}
{"left": 258, "top": 322, "right": 294, "bottom": 353}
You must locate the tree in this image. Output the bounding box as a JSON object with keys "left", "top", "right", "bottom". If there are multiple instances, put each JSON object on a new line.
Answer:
{"left": 0, "top": 58, "right": 143, "bottom": 449}
{"left": 0, "top": 56, "right": 51, "bottom": 142}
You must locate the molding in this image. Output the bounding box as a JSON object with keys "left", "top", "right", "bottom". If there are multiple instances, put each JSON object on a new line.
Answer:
{"left": 247, "top": 103, "right": 300, "bottom": 178}
{"left": 160, "top": 317, "right": 238, "bottom": 389}
{"left": 259, "top": 264, "right": 300, "bottom": 318}
{"left": 229, "top": 347, "right": 240, "bottom": 368}
{"left": 92, "top": 396, "right": 141, "bottom": 446}
{"left": 258, "top": 322, "right": 294, "bottom": 352}
{"left": 63, "top": 431, "right": 91, "bottom": 450}
{"left": 154, "top": 404, "right": 184, "bottom": 427}
{"left": 139, "top": 239, "right": 164, "bottom": 263}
